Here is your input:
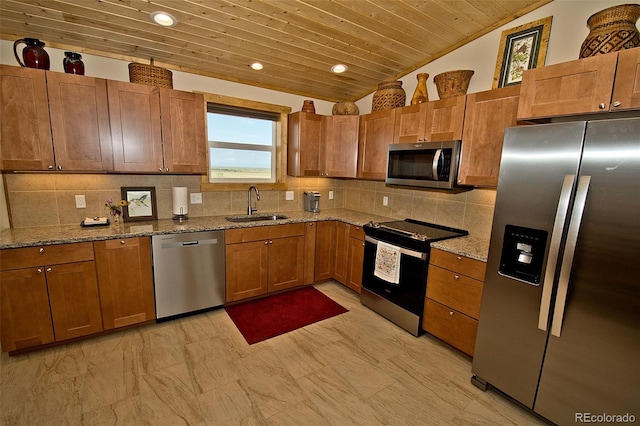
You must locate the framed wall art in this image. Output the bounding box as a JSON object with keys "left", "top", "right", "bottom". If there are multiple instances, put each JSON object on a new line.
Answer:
{"left": 492, "top": 16, "right": 552, "bottom": 89}
{"left": 121, "top": 187, "right": 157, "bottom": 221}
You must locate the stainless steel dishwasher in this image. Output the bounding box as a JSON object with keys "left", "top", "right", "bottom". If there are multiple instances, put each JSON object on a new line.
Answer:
{"left": 151, "top": 231, "right": 225, "bottom": 320}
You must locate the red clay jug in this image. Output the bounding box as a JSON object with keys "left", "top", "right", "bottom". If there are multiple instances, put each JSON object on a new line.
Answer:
{"left": 63, "top": 51, "right": 84, "bottom": 75}
{"left": 13, "top": 38, "right": 50, "bottom": 70}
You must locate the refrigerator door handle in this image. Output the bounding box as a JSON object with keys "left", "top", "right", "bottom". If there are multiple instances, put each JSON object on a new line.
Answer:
{"left": 538, "top": 174, "right": 576, "bottom": 332}
{"left": 550, "top": 175, "right": 591, "bottom": 337}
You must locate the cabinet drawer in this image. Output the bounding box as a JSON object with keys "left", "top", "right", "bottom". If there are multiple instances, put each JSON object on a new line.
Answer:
{"left": 423, "top": 298, "right": 478, "bottom": 356}
{"left": 349, "top": 224, "right": 365, "bottom": 241}
{"left": 426, "top": 265, "right": 483, "bottom": 319}
{"left": 0, "top": 242, "right": 95, "bottom": 271}
{"left": 226, "top": 223, "right": 305, "bottom": 244}
{"left": 429, "top": 248, "right": 486, "bottom": 281}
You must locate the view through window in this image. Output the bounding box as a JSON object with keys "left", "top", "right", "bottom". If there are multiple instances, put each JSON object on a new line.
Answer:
{"left": 207, "top": 105, "right": 278, "bottom": 183}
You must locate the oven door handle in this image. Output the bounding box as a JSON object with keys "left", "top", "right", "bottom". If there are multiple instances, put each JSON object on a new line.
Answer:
{"left": 365, "top": 236, "right": 427, "bottom": 260}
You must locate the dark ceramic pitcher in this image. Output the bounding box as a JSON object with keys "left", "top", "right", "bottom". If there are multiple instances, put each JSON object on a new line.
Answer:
{"left": 13, "top": 38, "right": 50, "bottom": 70}
{"left": 63, "top": 51, "right": 84, "bottom": 75}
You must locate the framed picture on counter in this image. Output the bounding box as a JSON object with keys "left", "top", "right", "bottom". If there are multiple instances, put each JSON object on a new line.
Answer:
{"left": 121, "top": 187, "right": 157, "bottom": 222}
{"left": 492, "top": 16, "right": 552, "bottom": 89}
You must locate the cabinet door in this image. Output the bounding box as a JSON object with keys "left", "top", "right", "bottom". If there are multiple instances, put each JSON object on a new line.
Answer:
{"left": 346, "top": 236, "right": 364, "bottom": 293}
{"left": 517, "top": 53, "right": 617, "bottom": 120}
{"left": 226, "top": 241, "right": 268, "bottom": 302}
{"left": 0, "top": 65, "right": 54, "bottom": 170}
{"left": 393, "top": 104, "right": 427, "bottom": 143}
{"left": 357, "top": 109, "right": 395, "bottom": 180}
{"left": 46, "top": 261, "right": 103, "bottom": 341}
{"left": 333, "top": 222, "right": 349, "bottom": 284}
{"left": 268, "top": 235, "right": 305, "bottom": 292}
{"left": 160, "top": 89, "right": 206, "bottom": 173}
{"left": 423, "top": 95, "right": 466, "bottom": 141}
{"left": 287, "top": 112, "right": 322, "bottom": 176}
{"left": 314, "top": 221, "right": 336, "bottom": 281}
{"left": 459, "top": 85, "right": 520, "bottom": 187}
{"left": 611, "top": 47, "right": 640, "bottom": 111}
{"left": 423, "top": 298, "right": 478, "bottom": 356}
{"left": 0, "top": 268, "right": 54, "bottom": 352}
{"left": 303, "top": 222, "right": 316, "bottom": 285}
{"left": 108, "top": 80, "right": 163, "bottom": 172}
{"left": 46, "top": 72, "right": 113, "bottom": 171}
{"left": 322, "top": 115, "right": 359, "bottom": 178}
{"left": 94, "top": 237, "right": 156, "bottom": 330}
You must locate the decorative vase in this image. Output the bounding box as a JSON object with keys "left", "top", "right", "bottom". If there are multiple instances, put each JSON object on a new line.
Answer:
{"left": 332, "top": 101, "right": 359, "bottom": 115}
{"left": 579, "top": 4, "right": 640, "bottom": 58}
{"left": 63, "top": 51, "right": 85, "bottom": 75}
{"left": 13, "top": 38, "right": 50, "bottom": 70}
{"left": 410, "top": 73, "right": 429, "bottom": 105}
{"left": 301, "top": 100, "right": 316, "bottom": 113}
{"left": 433, "top": 70, "right": 474, "bottom": 100}
{"left": 371, "top": 80, "right": 406, "bottom": 112}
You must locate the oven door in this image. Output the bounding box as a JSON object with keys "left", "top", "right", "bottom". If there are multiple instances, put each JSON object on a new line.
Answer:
{"left": 362, "top": 236, "right": 429, "bottom": 316}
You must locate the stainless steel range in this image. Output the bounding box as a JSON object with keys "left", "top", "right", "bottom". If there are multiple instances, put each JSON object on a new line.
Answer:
{"left": 361, "top": 219, "right": 468, "bottom": 336}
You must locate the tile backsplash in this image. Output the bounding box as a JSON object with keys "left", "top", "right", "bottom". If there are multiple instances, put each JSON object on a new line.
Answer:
{"left": 3, "top": 174, "right": 496, "bottom": 238}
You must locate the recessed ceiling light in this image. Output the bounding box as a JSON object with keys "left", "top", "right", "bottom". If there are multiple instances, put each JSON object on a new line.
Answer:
{"left": 250, "top": 62, "right": 264, "bottom": 70}
{"left": 331, "top": 64, "right": 348, "bottom": 73}
{"left": 150, "top": 11, "right": 178, "bottom": 27}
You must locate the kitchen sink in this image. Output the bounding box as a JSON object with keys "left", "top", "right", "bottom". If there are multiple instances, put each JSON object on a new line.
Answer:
{"left": 225, "top": 214, "right": 289, "bottom": 223}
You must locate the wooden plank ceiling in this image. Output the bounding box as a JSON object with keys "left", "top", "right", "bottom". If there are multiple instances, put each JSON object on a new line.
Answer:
{"left": 0, "top": 0, "right": 551, "bottom": 102}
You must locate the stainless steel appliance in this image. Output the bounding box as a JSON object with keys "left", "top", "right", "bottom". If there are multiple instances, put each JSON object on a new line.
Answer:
{"left": 152, "top": 231, "right": 226, "bottom": 320}
{"left": 362, "top": 219, "right": 468, "bottom": 335}
{"left": 472, "top": 118, "right": 640, "bottom": 425}
{"left": 303, "top": 191, "right": 321, "bottom": 213}
{"left": 386, "top": 140, "right": 462, "bottom": 189}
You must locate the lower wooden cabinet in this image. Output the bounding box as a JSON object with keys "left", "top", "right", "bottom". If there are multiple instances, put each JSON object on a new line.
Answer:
{"left": 314, "top": 221, "right": 336, "bottom": 281}
{"left": 0, "top": 242, "right": 102, "bottom": 352}
{"left": 333, "top": 222, "right": 350, "bottom": 284}
{"left": 423, "top": 248, "right": 486, "bottom": 356}
{"left": 225, "top": 223, "right": 306, "bottom": 302}
{"left": 345, "top": 225, "right": 365, "bottom": 293}
{"left": 94, "top": 237, "right": 156, "bottom": 330}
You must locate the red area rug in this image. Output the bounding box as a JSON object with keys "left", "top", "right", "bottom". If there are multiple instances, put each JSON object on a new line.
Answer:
{"left": 225, "top": 286, "right": 348, "bottom": 344}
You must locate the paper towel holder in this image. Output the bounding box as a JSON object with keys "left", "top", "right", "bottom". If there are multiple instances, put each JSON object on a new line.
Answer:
{"left": 172, "top": 187, "right": 189, "bottom": 222}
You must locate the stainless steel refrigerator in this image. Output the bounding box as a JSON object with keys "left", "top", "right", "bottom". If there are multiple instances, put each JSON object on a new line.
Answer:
{"left": 471, "top": 117, "right": 640, "bottom": 425}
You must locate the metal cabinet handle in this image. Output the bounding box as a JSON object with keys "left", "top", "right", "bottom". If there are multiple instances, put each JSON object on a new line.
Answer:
{"left": 454, "top": 275, "right": 460, "bottom": 280}
{"left": 269, "top": 240, "right": 273, "bottom": 244}
{"left": 48, "top": 165, "right": 54, "bottom": 170}
{"left": 598, "top": 103, "right": 606, "bottom": 109}
{"left": 551, "top": 176, "right": 591, "bottom": 338}
{"left": 449, "top": 311, "right": 454, "bottom": 316}
{"left": 46, "top": 267, "right": 52, "bottom": 273}
{"left": 539, "top": 174, "right": 575, "bottom": 332}
{"left": 456, "top": 256, "right": 462, "bottom": 261}
{"left": 37, "top": 268, "right": 42, "bottom": 274}
{"left": 39, "top": 247, "right": 44, "bottom": 253}
{"left": 612, "top": 101, "right": 621, "bottom": 108}
{"left": 264, "top": 241, "right": 268, "bottom": 245}
{"left": 57, "top": 165, "right": 62, "bottom": 170}
{"left": 309, "top": 223, "right": 313, "bottom": 226}
{"left": 120, "top": 240, "right": 126, "bottom": 244}
{"left": 158, "top": 168, "right": 163, "bottom": 172}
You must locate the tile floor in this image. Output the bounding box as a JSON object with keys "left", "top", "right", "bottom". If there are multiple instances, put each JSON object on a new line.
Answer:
{"left": 0, "top": 281, "right": 547, "bottom": 425}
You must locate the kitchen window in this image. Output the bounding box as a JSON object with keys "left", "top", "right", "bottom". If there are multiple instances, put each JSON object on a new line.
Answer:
{"left": 201, "top": 94, "right": 290, "bottom": 191}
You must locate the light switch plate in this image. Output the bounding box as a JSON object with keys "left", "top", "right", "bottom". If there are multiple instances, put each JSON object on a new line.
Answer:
{"left": 285, "top": 191, "right": 294, "bottom": 200}
{"left": 190, "top": 193, "right": 202, "bottom": 204}
{"left": 75, "top": 195, "right": 86, "bottom": 208}
{"left": 383, "top": 196, "right": 389, "bottom": 206}
{"left": 329, "top": 191, "right": 334, "bottom": 200}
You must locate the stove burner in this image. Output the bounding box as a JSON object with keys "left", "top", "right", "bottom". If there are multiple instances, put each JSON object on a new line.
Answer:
{"left": 365, "top": 219, "right": 468, "bottom": 248}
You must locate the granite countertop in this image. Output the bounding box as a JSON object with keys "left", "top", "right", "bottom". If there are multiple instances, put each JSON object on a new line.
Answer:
{"left": 0, "top": 208, "right": 490, "bottom": 261}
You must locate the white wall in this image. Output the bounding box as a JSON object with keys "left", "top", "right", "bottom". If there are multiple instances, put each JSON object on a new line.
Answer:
{"left": 356, "top": 0, "right": 639, "bottom": 113}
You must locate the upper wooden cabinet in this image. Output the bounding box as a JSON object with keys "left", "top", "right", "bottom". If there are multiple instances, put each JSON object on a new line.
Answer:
{"left": 458, "top": 85, "right": 520, "bottom": 187}
{"left": 358, "top": 109, "right": 395, "bottom": 181}
{"left": 0, "top": 66, "right": 113, "bottom": 171}
{"left": 321, "top": 115, "right": 359, "bottom": 178}
{"left": 288, "top": 112, "right": 358, "bottom": 178}
{"left": 160, "top": 88, "right": 207, "bottom": 173}
{"left": 517, "top": 48, "right": 640, "bottom": 120}
{"left": 108, "top": 80, "right": 164, "bottom": 172}
{"left": 288, "top": 111, "right": 322, "bottom": 176}
{"left": 393, "top": 96, "right": 466, "bottom": 144}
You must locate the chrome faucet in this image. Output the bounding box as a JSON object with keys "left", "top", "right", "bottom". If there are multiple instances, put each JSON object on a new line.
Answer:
{"left": 247, "top": 185, "right": 260, "bottom": 215}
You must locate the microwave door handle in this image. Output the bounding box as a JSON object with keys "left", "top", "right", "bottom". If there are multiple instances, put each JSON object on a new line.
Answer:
{"left": 432, "top": 149, "right": 443, "bottom": 179}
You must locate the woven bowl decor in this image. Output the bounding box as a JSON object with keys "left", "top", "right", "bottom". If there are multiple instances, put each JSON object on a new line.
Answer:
{"left": 371, "top": 80, "right": 406, "bottom": 112}
{"left": 128, "top": 58, "right": 173, "bottom": 88}
{"left": 332, "top": 101, "right": 359, "bottom": 115}
{"left": 433, "top": 70, "right": 474, "bottom": 99}
{"left": 579, "top": 3, "right": 640, "bottom": 58}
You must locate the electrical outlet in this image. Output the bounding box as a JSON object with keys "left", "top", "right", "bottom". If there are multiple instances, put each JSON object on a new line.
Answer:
{"left": 190, "top": 193, "right": 202, "bottom": 204}
{"left": 285, "top": 191, "right": 294, "bottom": 201}
{"left": 75, "top": 195, "right": 86, "bottom": 208}
{"left": 329, "top": 191, "right": 334, "bottom": 200}
{"left": 383, "top": 196, "right": 389, "bottom": 206}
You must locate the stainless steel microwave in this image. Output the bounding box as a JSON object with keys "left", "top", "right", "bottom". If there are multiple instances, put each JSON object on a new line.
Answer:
{"left": 386, "top": 140, "right": 462, "bottom": 189}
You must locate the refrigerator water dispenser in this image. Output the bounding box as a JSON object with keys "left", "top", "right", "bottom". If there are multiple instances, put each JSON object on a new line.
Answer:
{"left": 498, "top": 225, "right": 548, "bottom": 285}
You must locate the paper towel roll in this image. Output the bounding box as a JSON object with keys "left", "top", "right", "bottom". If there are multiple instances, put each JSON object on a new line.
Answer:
{"left": 172, "top": 187, "right": 188, "bottom": 215}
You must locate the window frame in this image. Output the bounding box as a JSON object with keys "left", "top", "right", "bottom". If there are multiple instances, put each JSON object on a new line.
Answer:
{"left": 200, "top": 93, "right": 291, "bottom": 191}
